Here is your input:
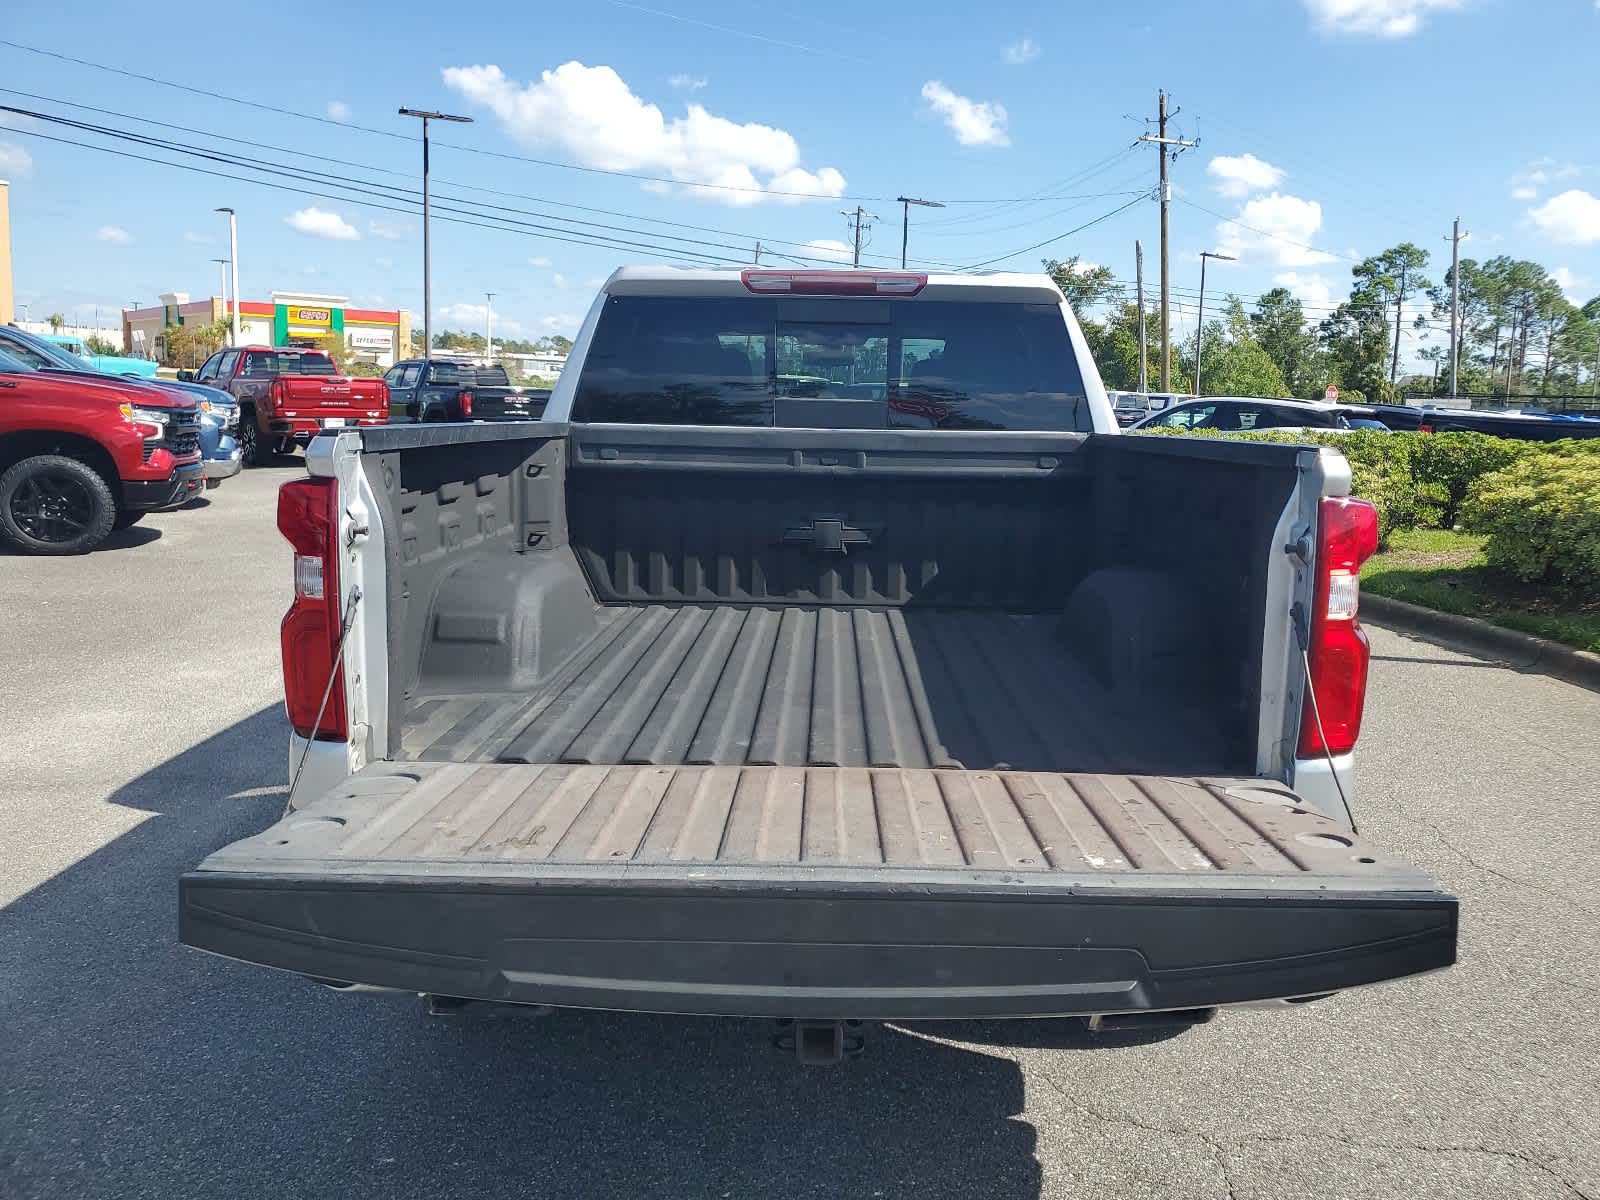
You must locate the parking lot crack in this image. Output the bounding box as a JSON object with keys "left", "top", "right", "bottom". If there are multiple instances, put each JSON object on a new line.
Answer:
{"left": 1038, "top": 1074, "right": 1592, "bottom": 1200}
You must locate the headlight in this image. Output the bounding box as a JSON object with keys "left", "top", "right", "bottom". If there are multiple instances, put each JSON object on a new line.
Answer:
{"left": 121, "top": 403, "right": 171, "bottom": 440}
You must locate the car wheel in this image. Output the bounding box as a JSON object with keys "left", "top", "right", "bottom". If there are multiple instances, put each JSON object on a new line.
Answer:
{"left": 237, "top": 410, "right": 260, "bottom": 467}
{"left": 0, "top": 454, "right": 118, "bottom": 555}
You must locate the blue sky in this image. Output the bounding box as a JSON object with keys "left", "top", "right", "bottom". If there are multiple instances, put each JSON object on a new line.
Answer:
{"left": 3, "top": 0, "right": 1598, "bottom": 367}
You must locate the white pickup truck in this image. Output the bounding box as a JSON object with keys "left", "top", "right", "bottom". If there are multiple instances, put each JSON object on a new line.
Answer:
{"left": 181, "top": 268, "right": 1456, "bottom": 1051}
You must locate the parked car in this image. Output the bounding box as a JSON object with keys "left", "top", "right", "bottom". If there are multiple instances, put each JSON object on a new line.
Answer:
{"left": 1128, "top": 396, "right": 1356, "bottom": 433}
{"left": 37, "top": 332, "right": 158, "bottom": 378}
{"left": 181, "top": 346, "right": 388, "bottom": 466}
{"left": 383, "top": 358, "right": 548, "bottom": 423}
{"left": 1109, "top": 391, "right": 1190, "bottom": 428}
{"left": 181, "top": 267, "right": 1456, "bottom": 1052}
{"left": 0, "top": 348, "right": 203, "bottom": 553}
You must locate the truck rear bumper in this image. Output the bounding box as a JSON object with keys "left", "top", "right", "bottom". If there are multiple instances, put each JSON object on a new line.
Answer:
{"left": 180, "top": 764, "right": 1457, "bottom": 1020}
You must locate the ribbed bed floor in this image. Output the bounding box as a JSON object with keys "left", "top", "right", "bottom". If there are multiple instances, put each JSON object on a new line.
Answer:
{"left": 399, "top": 605, "right": 1225, "bottom": 773}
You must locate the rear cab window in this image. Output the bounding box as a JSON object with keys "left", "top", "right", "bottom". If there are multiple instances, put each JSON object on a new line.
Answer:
{"left": 571, "top": 295, "right": 1089, "bottom": 431}
{"left": 241, "top": 351, "right": 337, "bottom": 377}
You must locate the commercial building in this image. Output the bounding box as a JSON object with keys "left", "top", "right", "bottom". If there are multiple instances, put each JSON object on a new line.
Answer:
{"left": 124, "top": 291, "right": 412, "bottom": 368}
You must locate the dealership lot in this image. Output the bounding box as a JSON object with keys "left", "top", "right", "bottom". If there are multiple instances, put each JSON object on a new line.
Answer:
{"left": 1, "top": 466, "right": 1597, "bottom": 1200}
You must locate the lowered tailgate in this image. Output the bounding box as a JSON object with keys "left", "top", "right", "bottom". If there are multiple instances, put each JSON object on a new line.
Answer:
{"left": 181, "top": 764, "right": 1456, "bottom": 1018}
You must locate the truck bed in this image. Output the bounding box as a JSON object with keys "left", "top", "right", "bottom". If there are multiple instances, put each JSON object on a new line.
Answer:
{"left": 180, "top": 762, "right": 1456, "bottom": 1019}
{"left": 398, "top": 605, "right": 1226, "bottom": 775}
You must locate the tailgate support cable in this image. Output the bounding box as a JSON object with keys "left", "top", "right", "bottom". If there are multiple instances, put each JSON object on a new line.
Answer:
{"left": 285, "top": 585, "right": 363, "bottom": 815}
{"left": 1293, "top": 601, "right": 1353, "bottom": 826}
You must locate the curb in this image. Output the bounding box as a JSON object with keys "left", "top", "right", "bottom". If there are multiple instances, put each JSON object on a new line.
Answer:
{"left": 1362, "top": 593, "right": 1600, "bottom": 694}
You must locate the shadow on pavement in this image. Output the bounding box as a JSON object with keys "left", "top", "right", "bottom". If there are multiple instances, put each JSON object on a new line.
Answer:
{"left": 0, "top": 524, "right": 163, "bottom": 556}
{"left": 0, "top": 707, "right": 1044, "bottom": 1200}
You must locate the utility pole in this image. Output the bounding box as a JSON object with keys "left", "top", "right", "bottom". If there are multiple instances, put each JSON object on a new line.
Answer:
{"left": 400, "top": 108, "right": 475, "bottom": 362}
{"left": 215, "top": 208, "right": 240, "bottom": 345}
{"left": 753, "top": 241, "right": 762, "bottom": 265}
{"left": 485, "top": 291, "right": 495, "bottom": 362}
{"left": 1139, "top": 90, "right": 1198, "bottom": 391}
{"left": 896, "top": 196, "right": 945, "bottom": 268}
{"left": 1447, "top": 218, "right": 1466, "bottom": 398}
{"left": 1135, "top": 239, "right": 1148, "bottom": 393}
{"left": 841, "top": 206, "right": 878, "bottom": 268}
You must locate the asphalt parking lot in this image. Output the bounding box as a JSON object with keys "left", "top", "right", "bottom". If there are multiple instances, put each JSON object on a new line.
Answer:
{"left": 2, "top": 463, "right": 1597, "bottom": 1200}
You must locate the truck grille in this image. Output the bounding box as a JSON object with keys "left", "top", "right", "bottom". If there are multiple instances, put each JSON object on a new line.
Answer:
{"left": 145, "top": 410, "right": 202, "bottom": 461}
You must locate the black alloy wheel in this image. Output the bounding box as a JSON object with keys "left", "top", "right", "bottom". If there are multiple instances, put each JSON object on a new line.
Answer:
{"left": 0, "top": 454, "right": 118, "bottom": 555}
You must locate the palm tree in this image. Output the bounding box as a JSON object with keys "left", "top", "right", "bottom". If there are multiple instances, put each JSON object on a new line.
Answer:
{"left": 47, "top": 313, "right": 66, "bottom": 333}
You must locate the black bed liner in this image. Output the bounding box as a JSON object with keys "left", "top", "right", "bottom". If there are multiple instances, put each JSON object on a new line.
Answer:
{"left": 399, "top": 605, "right": 1229, "bottom": 774}
{"left": 180, "top": 764, "right": 1457, "bottom": 1019}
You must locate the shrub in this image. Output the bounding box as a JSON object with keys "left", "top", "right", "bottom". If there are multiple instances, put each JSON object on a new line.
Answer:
{"left": 1463, "top": 454, "right": 1600, "bottom": 586}
{"left": 1410, "top": 432, "right": 1527, "bottom": 527}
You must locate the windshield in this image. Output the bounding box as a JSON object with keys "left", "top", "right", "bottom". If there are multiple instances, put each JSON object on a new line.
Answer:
{"left": 1, "top": 329, "right": 95, "bottom": 372}
{"left": 0, "top": 347, "right": 38, "bottom": 373}
{"left": 573, "top": 296, "right": 1088, "bottom": 431}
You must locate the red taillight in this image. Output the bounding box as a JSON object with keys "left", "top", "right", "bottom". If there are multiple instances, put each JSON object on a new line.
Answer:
{"left": 278, "top": 477, "right": 347, "bottom": 741}
{"left": 1418, "top": 421, "right": 1434, "bottom": 434}
{"left": 740, "top": 269, "right": 928, "bottom": 296}
{"left": 1298, "top": 497, "right": 1380, "bottom": 758}
{"left": 459, "top": 390, "right": 474, "bottom": 416}
{"left": 265, "top": 378, "right": 287, "bottom": 415}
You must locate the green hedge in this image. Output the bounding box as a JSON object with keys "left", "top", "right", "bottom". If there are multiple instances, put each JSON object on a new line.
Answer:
{"left": 1462, "top": 454, "right": 1600, "bottom": 586}
{"left": 1135, "top": 427, "right": 1599, "bottom": 559}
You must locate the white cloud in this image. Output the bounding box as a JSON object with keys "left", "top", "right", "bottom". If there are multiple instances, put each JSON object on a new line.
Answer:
{"left": 0, "top": 142, "right": 34, "bottom": 178}
{"left": 585, "top": 277, "right": 606, "bottom": 288}
{"left": 528, "top": 256, "right": 552, "bottom": 267}
{"left": 551, "top": 272, "right": 568, "bottom": 288}
{"left": 182, "top": 231, "right": 210, "bottom": 244}
{"left": 1550, "top": 267, "right": 1589, "bottom": 303}
{"left": 1508, "top": 158, "right": 1580, "bottom": 201}
{"left": 1304, "top": 0, "right": 1464, "bottom": 37}
{"left": 1273, "top": 271, "right": 1339, "bottom": 312}
{"left": 920, "top": 81, "right": 1009, "bottom": 147}
{"left": 1002, "top": 37, "right": 1039, "bottom": 65}
{"left": 1528, "top": 189, "right": 1600, "bottom": 245}
{"left": 440, "top": 301, "right": 525, "bottom": 335}
{"left": 1207, "top": 153, "right": 1286, "bottom": 199}
{"left": 327, "top": 100, "right": 351, "bottom": 122}
{"left": 1215, "top": 193, "right": 1338, "bottom": 268}
{"left": 368, "top": 219, "right": 413, "bottom": 240}
{"left": 284, "top": 207, "right": 359, "bottom": 240}
{"left": 1510, "top": 186, "right": 1538, "bottom": 201}
{"left": 442, "top": 61, "right": 846, "bottom": 206}
{"left": 539, "top": 313, "right": 580, "bottom": 333}
{"left": 668, "top": 74, "right": 707, "bottom": 90}
{"left": 95, "top": 226, "right": 130, "bottom": 244}
{"left": 800, "top": 238, "right": 854, "bottom": 263}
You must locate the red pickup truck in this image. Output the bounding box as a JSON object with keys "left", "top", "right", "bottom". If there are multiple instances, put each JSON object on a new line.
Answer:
{"left": 183, "top": 346, "right": 388, "bottom": 466}
{"left": 0, "top": 349, "right": 204, "bottom": 554}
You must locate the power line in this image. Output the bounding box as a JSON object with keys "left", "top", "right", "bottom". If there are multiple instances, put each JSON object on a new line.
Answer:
{"left": 1174, "top": 195, "right": 1363, "bottom": 264}
{"left": 961, "top": 194, "right": 1151, "bottom": 270}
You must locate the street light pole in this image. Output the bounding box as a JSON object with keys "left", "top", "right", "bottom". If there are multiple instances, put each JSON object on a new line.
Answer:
{"left": 1193, "top": 250, "right": 1235, "bottom": 398}
{"left": 895, "top": 196, "right": 945, "bottom": 269}
{"left": 400, "top": 108, "right": 475, "bottom": 362}
{"left": 211, "top": 257, "right": 230, "bottom": 324}
{"left": 214, "top": 208, "right": 240, "bottom": 345}
{"left": 485, "top": 291, "right": 495, "bottom": 362}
